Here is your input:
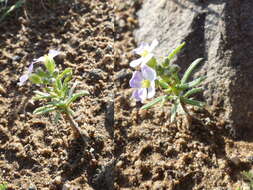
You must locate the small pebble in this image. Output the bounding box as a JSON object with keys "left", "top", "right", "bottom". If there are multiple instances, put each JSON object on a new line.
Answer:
{"left": 247, "top": 156, "right": 253, "bottom": 163}
{"left": 53, "top": 176, "right": 62, "bottom": 185}
{"left": 0, "top": 84, "right": 6, "bottom": 94}
{"left": 28, "top": 184, "right": 37, "bottom": 190}
{"left": 62, "top": 183, "right": 71, "bottom": 190}
{"left": 12, "top": 55, "right": 21, "bottom": 61}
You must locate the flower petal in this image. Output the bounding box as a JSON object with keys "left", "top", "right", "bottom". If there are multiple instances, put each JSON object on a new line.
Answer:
{"left": 139, "top": 88, "right": 147, "bottom": 103}
{"left": 141, "top": 65, "right": 157, "bottom": 81}
{"left": 18, "top": 74, "right": 29, "bottom": 86}
{"left": 33, "top": 56, "right": 45, "bottom": 63}
{"left": 129, "top": 71, "right": 143, "bottom": 88}
{"left": 147, "top": 81, "right": 156, "bottom": 98}
{"left": 141, "top": 53, "right": 153, "bottom": 65}
{"left": 133, "top": 42, "right": 147, "bottom": 55}
{"left": 130, "top": 58, "right": 143, "bottom": 68}
{"left": 28, "top": 63, "right": 34, "bottom": 73}
{"left": 132, "top": 88, "right": 147, "bottom": 102}
{"left": 150, "top": 39, "right": 158, "bottom": 51}
{"left": 48, "top": 49, "right": 61, "bottom": 58}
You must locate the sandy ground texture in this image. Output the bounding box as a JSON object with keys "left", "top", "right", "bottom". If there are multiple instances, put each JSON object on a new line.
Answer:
{"left": 1, "top": 0, "right": 253, "bottom": 190}
{"left": 0, "top": 0, "right": 113, "bottom": 189}
{"left": 114, "top": 0, "right": 253, "bottom": 189}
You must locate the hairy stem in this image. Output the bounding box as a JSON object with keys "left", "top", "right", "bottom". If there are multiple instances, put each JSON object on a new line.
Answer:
{"left": 180, "top": 101, "right": 192, "bottom": 129}
{"left": 64, "top": 112, "right": 89, "bottom": 145}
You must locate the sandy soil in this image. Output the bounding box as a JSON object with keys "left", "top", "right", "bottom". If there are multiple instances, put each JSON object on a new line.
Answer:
{"left": 114, "top": 0, "right": 253, "bottom": 189}
{"left": 0, "top": 0, "right": 113, "bottom": 189}
{"left": 1, "top": 0, "right": 253, "bottom": 189}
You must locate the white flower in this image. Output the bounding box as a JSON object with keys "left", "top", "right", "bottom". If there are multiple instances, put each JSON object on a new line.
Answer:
{"left": 33, "top": 49, "right": 61, "bottom": 63}
{"left": 130, "top": 39, "right": 158, "bottom": 68}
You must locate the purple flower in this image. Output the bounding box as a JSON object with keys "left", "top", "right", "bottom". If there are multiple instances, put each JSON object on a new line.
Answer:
{"left": 33, "top": 49, "right": 61, "bottom": 63}
{"left": 18, "top": 49, "right": 61, "bottom": 86}
{"left": 18, "top": 63, "right": 34, "bottom": 86}
{"left": 130, "top": 39, "right": 158, "bottom": 68}
{"left": 130, "top": 65, "right": 157, "bottom": 103}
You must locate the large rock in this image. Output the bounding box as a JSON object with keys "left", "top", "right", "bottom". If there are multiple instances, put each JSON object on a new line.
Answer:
{"left": 134, "top": 0, "right": 253, "bottom": 137}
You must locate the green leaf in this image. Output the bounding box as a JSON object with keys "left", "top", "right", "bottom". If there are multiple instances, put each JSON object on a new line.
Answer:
{"left": 176, "top": 76, "right": 206, "bottom": 90}
{"left": 47, "top": 100, "right": 66, "bottom": 107}
{"left": 63, "top": 74, "right": 72, "bottom": 86}
{"left": 56, "top": 78, "right": 63, "bottom": 90}
{"left": 34, "top": 90, "right": 51, "bottom": 97}
{"left": 37, "top": 69, "right": 48, "bottom": 78}
{"left": 33, "top": 91, "right": 52, "bottom": 100}
{"left": 0, "top": 183, "right": 7, "bottom": 190}
{"left": 66, "top": 107, "right": 75, "bottom": 116}
{"left": 57, "top": 68, "right": 73, "bottom": 80}
{"left": 44, "top": 56, "right": 56, "bottom": 74}
{"left": 0, "top": 0, "right": 25, "bottom": 22}
{"left": 68, "top": 81, "right": 79, "bottom": 97}
{"left": 66, "top": 90, "right": 89, "bottom": 106}
{"left": 181, "top": 58, "right": 204, "bottom": 84}
{"left": 158, "top": 79, "right": 169, "bottom": 89}
{"left": 167, "top": 42, "right": 186, "bottom": 61}
{"left": 33, "top": 105, "right": 56, "bottom": 115}
{"left": 146, "top": 57, "right": 157, "bottom": 69}
{"left": 161, "top": 57, "right": 170, "bottom": 67}
{"left": 54, "top": 111, "right": 61, "bottom": 124}
{"left": 141, "top": 95, "right": 168, "bottom": 110}
{"left": 181, "top": 97, "right": 205, "bottom": 107}
{"left": 29, "top": 74, "right": 43, "bottom": 84}
{"left": 183, "top": 87, "right": 204, "bottom": 98}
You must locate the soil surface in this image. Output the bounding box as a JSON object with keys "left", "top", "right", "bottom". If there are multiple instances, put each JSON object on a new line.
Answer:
{"left": 1, "top": 0, "right": 253, "bottom": 190}
{"left": 114, "top": 0, "right": 253, "bottom": 189}
{"left": 0, "top": 0, "right": 113, "bottom": 189}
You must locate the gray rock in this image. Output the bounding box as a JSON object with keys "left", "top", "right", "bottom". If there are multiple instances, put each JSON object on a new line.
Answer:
{"left": 134, "top": 0, "right": 253, "bottom": 137}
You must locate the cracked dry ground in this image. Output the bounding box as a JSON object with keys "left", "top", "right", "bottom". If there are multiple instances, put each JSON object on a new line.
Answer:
{"left": 114, "top": 0, "right": 253, "bottom": 190}
{"left": 0, "top": 0, "right": 113, "bottom": 189}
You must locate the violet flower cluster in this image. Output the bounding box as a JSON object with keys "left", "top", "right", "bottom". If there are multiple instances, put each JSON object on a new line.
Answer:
{"left": 129, "top": 40, "right": 206, "bottom": 123}
{"left": 129, "top": 40, "right": 158, "bottom": 103}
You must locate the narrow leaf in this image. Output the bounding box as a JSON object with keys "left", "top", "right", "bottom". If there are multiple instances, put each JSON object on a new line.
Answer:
{"left": 58, "top": 68, "right": 72, "bottom": 80}
{"left": 177, "top": 76, "right": 206, "bottom": 90}
{"left": 34, "top": 90, "right": 51, "bottom": 97}
{"left": 0, "top": 0, "right": 25, "bottom": 22}
{"left": 158, "top": 79, "right": 169, "bottom": 89}
{"left": 181, "top": 58, "right": 204, "bottom": 84}
{"left": 33, "top": 105, "right": 56, "bottom": 115}
{"left": 183, "top": 87, "right": 204, "bottom": 98}
{"left": 29, "top": 74, "right": 43, "bottom": 84}
{"left": 181, "top": 97, "right": 205, "bottom": 107}
{"left": 168, "top": 42, "right": 186, "bottom": 61}
{"left": 141, "top": 95, "right": 168, "bottom": 110}
{"left": 66, "top": 90, "right": 89, "bottom": 105}
{"left": 54, "top": 112, "right": 61, "bottom": 124}
{"left": 45, "top": 56, "right": 56, "bottom": 74}
{"left": 56, "top": 78, "right": 63, "bottom": 91}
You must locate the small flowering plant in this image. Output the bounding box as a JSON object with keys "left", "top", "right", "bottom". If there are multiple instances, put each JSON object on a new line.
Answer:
{"left": 19, "top": 50, "right": 89, "bottom": 142}
{"left": 129, "top": 40, "right": 206, "bottom": 127}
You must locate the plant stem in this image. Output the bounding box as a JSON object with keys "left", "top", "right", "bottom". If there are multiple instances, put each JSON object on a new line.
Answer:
{"left": 180, "top": 101, "right": 192, "bottom": 129}
{"left": 64, "top": 112, "right": 89, "bottom": 146}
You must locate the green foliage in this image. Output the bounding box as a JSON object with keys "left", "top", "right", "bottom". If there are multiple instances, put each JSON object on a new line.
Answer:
{"left": 241, "top": 171, "right": 253, "bottom": 190}
{"left": 0, "top": 0, "right": 25, "bottom": 22}
{"left": 31, "top": 58, "right": 89, "bottom": 122}
{"left": 0, "top": 182, "right": 7, "bottom": 190}
{"left": 141, "top": 42, "right": 205, "bottom": 122}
